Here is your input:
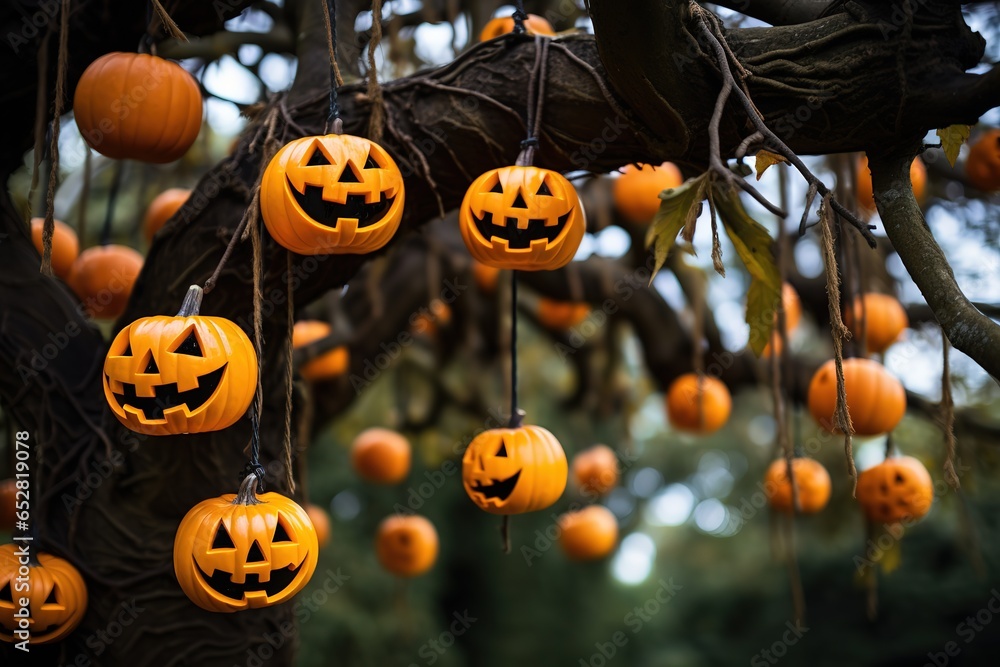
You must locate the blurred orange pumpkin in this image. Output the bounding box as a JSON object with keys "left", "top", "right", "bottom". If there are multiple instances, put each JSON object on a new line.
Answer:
{"left": 844, "top": 292, "right": 909, "bottom": 354}
{"left": 480, "top": 14, "right": 554, "bottom": 41}
{"left": 761, "top": 282, "right": 802, "bottom": 357}
{"left": 612, "top": 162, "right": 683, "bottom": 223}
{"left": 30, "top": 217, "right": 79, "bottom": 280}
{"left": 411, "top": 300, "right": 452, "bottom": 336}
{"left": 536, "top": 298, "right": 590, "bottom": 331}
{"left": 965, "top": 128, "right": 1000, "bottom": 192}
{"left": 144, "top": 188, "right": 192, "bottom": 242}
{"left": 807, "top": 357, "right": 905, "bottom": 436}
{"left": 665, "top": 373, "right": 732, "bottom": 434}
{"left": 856, "top": 455, "right": 933, "bottom": 524}
{"left": 558, "top": 505, "right": 618, "bottom": 561}
{"left": 764, "top": 458, "right": 831, "bottom": 514}
{"left": 351, "top": 427, "right": 411, "bottom": 484}
{"left": 67, "top": 244, "right": 144, "bottom": 320}
{"left": 306, "top": 503, "right": 332, "bottom": 547}
{"left": 376, "top": 514, "right": 438, "bottom": 577}
{"left": 472, "top": 261, "right": 501, "bottom": 294}
{"left": 292, "top": 320, "right": 350, "bottom": 381}
{"left": 571, "top": 445, "right": 619, "bottom": 497}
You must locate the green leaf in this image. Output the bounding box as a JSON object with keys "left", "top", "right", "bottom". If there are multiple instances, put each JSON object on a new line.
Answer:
{"left": 936, "top": 125, "right": 971, "bottom": 167}
{"left": 713, "top": 183, "right": 781, "bottom": 356}
{"left": 644, "top": 172, "right": 710, "bottom": 283}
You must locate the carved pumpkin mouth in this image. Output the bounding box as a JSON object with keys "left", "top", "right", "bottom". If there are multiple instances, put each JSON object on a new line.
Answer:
{"left": 108, "top": 364, "right": 227, "bottom": 421}
{"left": 471, "top": 212, "right": 572, "bottom": 249}
{"left": 193, "top": 558, "right": 304, "bottom": 601}
{"left": 469, "top": 470, "right": 521, "bottom": 501}
{"left": 288, "top": 179, "right": 396, "bottom": 229}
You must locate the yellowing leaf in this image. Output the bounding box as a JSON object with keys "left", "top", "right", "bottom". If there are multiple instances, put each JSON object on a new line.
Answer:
{"left": 754, "top": 150, "right": 788, "bottom": 180}
{"left": 879, "top": 538, "right": 902, "bottom": 575}
{"left": 645, "top": 172, "right": 710, "bottom": 283}
{"left": 937, "top": 125, "right": 971, "bottom": 167}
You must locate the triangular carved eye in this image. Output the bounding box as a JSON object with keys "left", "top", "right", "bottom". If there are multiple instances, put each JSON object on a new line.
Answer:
{"left": 490, "top": 179, "right": 504, "bottom": 194}
{"left": 496, "top": 442, "right": 508, "bottom": 458}
{"left": 537, "top": 180, "right": 553, "bottom": 196}
{"left": 143, "top": 353, "right": 159, "bottom": 374}
{"left": 44, "top": 588, "right": 58, "bottom": 605}
{"left": 273, "top": 521, "right": 292, "bottom": 543}
{"left": 247, "top": 540, "right": 266, "bottom": 563}
{"left": 511, "top": 192, "right": 528, "bottom": 209}
{"left": 307, "top": 146, "right": 331, "bottom": 166}
{"left": 121, "top": 340, "right": 133, "bottom": 356}
{"left": 175, "top": 331, "right": 202, "bottom": 357}
{"left": 212, "top": 524, "right": 236, "bottom": 550}
{"left": 0, "top": 582, "right": 12, "bottom": 602}
{"left": 339, "top": 163, "right": 362, "bottom": 183}
{"left": 364, "top": 155, "right": 380, "bottom": 170}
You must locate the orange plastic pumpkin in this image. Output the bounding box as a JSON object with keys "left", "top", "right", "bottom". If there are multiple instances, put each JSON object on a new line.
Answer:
{"left": 375, "top": 514, "right": 439, "bottom": 577}
{"left": 74, "top": 52, "right": 202, "bottom": 163}
{"left": 536, "top": 299, "right": 591, "bottom": 331}
{"left": 0, "top": 479, "right": 15, "bottom": 531}
{"left": 292, "top": 320, "right": 350, "bottom": 381}
{"left": 103, "top": 285, "right": 258, "bottom": 435}
{"left": 30, "top": 217, "right": 79, "bottom": 280}
{"left": 965, "top": 128, "right": 1000, "bottom": 192}
{"left": 764, "top": 458, "right": 831, "bottom": 514}
{"left": 844, "top": 292, "right": 909, "bottom": 354}
{"left": 350, "top": 427, "right": 411, "bottom": 484}
{"left": 459, "top": 165, "right": 585, "bottom": 271}
{"left": 808, "top": 357, "right": 905, "bottom": 436}
{"left": 144, "top": 188, "right": 192, "bottom": 241}
{"left": 761, "top": 282, "right": 803, "bottom": 357}
{"left": 856, "top": 154, "right": 926, "bottom": 214}
{"left": 558, "top": 505, "right": 618, "bottom": 561}
{"left": 612, "top": 162, "right": 684, "bottom": 223}
{"left": 0, "top": 545, "right": 87, "bottom": 644}
{"left": 856, "top": 455, "right": 934, "bottom": 523}
{"left": 570, "top": 445, "right": 619, "bottom": 497}
{"left": 479, "top": 14, "right": 555, "bottom": 41}
{"left": 261, "top": 134, "right": 404, "bottom": 255}
{"left": 67, "top": 244, "right": 144, "bottom": 319}
{"left": 472, "top": 261, "right": 501, "bottom": 294}
{"left": 463, "top": 423, "right": 567, "bottom": 515}
{"left": 411, "top": 300, "right": 452, "bottom": 337}
{"left": 306, "top": 503, "right": 332, "bottom": 547}
{"left": 665, "top": 373, "right": 732, "bottom": 434}
{"left": 173, "top": 474, "right": 318, "bottom": 613}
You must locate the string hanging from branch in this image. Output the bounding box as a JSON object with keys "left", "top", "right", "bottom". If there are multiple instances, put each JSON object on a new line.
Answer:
{"left": 283, "top": 250, "right": 297, "bottom": 493}
{"left": 941, "top": 335, "right": 960, "bottom": 491}
{"left": 321, "top": 0, "right": 345, "bottom": 134}
{"left": 366, "top": 0, "right": 386, "bottom": 141}
{"left": 39, "top": 0, "right": 71, "bottom": 277}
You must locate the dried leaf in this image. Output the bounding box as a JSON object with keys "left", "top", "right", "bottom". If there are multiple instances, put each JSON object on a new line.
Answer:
{"left": 645, "top": 173, "right": 710, "bottom": 283}
{"left": 754, "top": 150, "right": 788, "bottom": 180}
{"left": 936, "top": 125, "right": 971, "bottom": 167}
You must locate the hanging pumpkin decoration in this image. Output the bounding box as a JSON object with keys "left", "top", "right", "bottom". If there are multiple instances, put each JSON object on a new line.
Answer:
{"left": 103, "top": 285, "right": 257, "bottom": 435}
{"left": 66, "top": 244, "right": 144, "bottom": 320}
{"left": 557, "top": 505, "right": 619, "bottom": 561}
{"left": 763, "top": 457, "right": 831, "bottom": 514}
{"left": 350, "top": 427, "right": 411, "bottom": 484}
{"left": 462, "top": 423, "right": 567, "bottom": 515}
{"left": 807, "top": 357, "right": 905, "bottom": 436}
{"left": 570, "top": 444, "right": 619, "bottom": 497}
{"left": 458, "top": 165, "right": 585, "bottom": 271}
{"left": 965, "top": 128, "right": 1000, "bottom": 192}
{"left": 144, "top": 188, "right": 192, "bottom": 242}
{"left": 30, "top": 217, "right": 79, "bottom": 281}
{"left": 471, "top": 261, "right": 501, "bottom": 294}
{"left": 856, "top": 455, "right": 934, "bottom": 524}
{"left": 665, "top": 373, "right": 732, "bottom": 435}
{"left": 761, "top": 282, "right": 803, "bottom": 357}
{"left": 292, "top": 320, "right": 350, "bottom": 381}
{"left": 844, "top": 292, "right": 909, "bottom": 354}
{"left": 73, "top": 52, "right": 202, "bottom": 163}
{"left": 611, "top": 162, "right": 684, "bottom": 223}
{"left": 306, "top": 503, "right": 332, "bottom": 547}
{"left": 375, "top": 514, "right": 439, "bottom": 577}
{"left": 261, "top": 134, "right": 404, "bottom": 255}
{"left": 0, "top": 479, "right": 15, "bottom": 531}
{"left": 479, "top": 13, "right": 555, "bottom": 41}
{"left": 173, "top": 474, "right": 318, "bottom": 613}
{"left": 856, "top": 154, "right": 926, "bottom": 214}
{"left": 0, "top": 545, "right": 87, "bottom": 645}
{"left": 536, "top": 298, "right": 590, "bottom": 331}
{"left": 411, "top": 300, "right": 452, "bottom": 337}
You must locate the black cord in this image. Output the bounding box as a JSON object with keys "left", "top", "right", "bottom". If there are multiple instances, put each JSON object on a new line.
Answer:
{"left": 241, "top": 402, "right": 267, "bottom": 491}
{"left": 327, "top": 0, "right": 340, "bottom": 128}
{"left": 99, "top": 161, "right": 124, "bottom": 246}
{"left": 512, "top": 0, "right": 527, "bottom": 34}
{"left": 508, "top": 270, "right": 524, "bottom": 427}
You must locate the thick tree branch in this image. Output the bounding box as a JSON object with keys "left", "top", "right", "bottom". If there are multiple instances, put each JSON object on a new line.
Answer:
{"left": 706, "top": 0, "right": 843, "bottom": 26}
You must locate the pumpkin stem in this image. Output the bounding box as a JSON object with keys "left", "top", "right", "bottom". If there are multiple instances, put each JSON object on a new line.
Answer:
{"left": 177, "top": 285, "right": 204, "bottom": 317}
{"left": 234, "top": 472, "right": 263, "bottom": 505}
{"left": 507, "top": 408, "right": 525, "bottom": 428}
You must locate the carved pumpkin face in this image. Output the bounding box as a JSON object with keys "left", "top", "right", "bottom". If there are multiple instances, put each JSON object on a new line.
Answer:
{"left": 103, "top": 286, "right": 257, "bottom": 435}
{"left": 261, "top": 134, "right": 405, "bottom": 255}
{"left": 0, "top": 545, "right": 87, "bottom": 644}
{"left": 459, "top": 166, "right": 585, "bottom": 270}
{"left": 462, "top": 424, "right": 567, "bottom": 515}
{"left": 173, "top": 482, "right": 319, "bottom": 613}
{"left": 375, "top": 514, "right": 439, "bottom": 577}
{"left": 856, "top": 455, "right": 934, "bottom": 524}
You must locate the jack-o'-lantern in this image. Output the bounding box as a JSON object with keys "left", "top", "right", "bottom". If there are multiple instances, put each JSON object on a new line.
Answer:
{"left": 103, "top": 285, "right": 257, "bottom": 435}
{"left": 173, "top": 474, "right": 318, "bottom": 613}
{"left": 463, "top": 423, "right": 567, "bottom": 514}
{"left": 0, "top": 480, "right": 16, "bottom": 531}
{"left": 763, "top": 457, "right": 831, "bottom": 514}
{"left": 856, "top": 455, "right": 934, "bottom": 524}
{"left": 292, "top": 320, "right": 349, "bottom": 381}
{"left": 459, "top": 165, "right": 585, "bottom": 271}
{"left": 144, "top": 188, "right": 192, "bottom": 242}
{"left": 843, "top": 292, "right": 909, "bottom": 354}
{"left": 0, "top": 545, "right": 87, "bottom": 644}
{"left": 67, "top": 244, "right": 144, "bottom": 320}
{"left": 479, "top": 14, "right": 555, "bottom": 41}
{"left": 375, "top": 514, "right": 438, "bottom": 577}
{"left": 665, "top": 373, "right": 732, "bottom": 434}
{"left": 350, "top": 427, "right": 411, "bottom": 484}
{"left": 571, "top": 445, "right": 619, "bottom": 497}
{"left": 261, "top": 134, "right": 404, "bottom": 255}
{"left": 306, "top": 503, "right": 332, "bottom": 547}
{"left": 557, "top": 505, "right": 618, "bottom": 561}
{"left": 807, "top": 357, "right": 905, "bottom": 436}
{"left": 30, "top": 217, "right": 79, "bottom": 281}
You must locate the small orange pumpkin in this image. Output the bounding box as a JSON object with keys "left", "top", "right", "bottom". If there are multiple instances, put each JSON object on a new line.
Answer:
{"left": 570, "top": 445, "right": 619, "bottom": 497}
{"left": 472, "top": 261, "right": 501, "bottom": 294}
{"left": 173, "top": 474, "right": 318, "bottom": 613}
{"left": 375, "top": 514, "right": 439, "bottom": 577}
{"left": 411, "top": 300, "right": 452, "bottom": 337}
{"left": 306, "top": 503, "right": 332, "bottom": 547}
{"left": 558, "top": 505, "right": 618, "bottom": 561}
{"left": 67, "top": 244, "right": 144, "bottom": 320}
{"left": 350, "top": 427, "right": 411, "bottom": 484}
{"left": 292, "top": 320, "right": 350, "bottom": 381}
{"left": 74, "top": 52, "right": 202, "bottom": 163}
{"left": 856, "top": 455, "right": 934, "bottom": 523}
{"left": 965, "top": 128, "right": 1000, "bottom": 192}
{"left": 103, "top": 285, "right": 258, "bottom": 435}
{"left": 144, "top": 188, "right": 192, "bottom": 241}
{"left": 30, "top": 217, "right": 79, "bottom": 280}
{"left": 536, "top": 299, "right": 591, "bottom": 331}
{"left": 844, "top": 292, "right": 909, "bottom": 354}
{"left": 479, "top": 14, "right": 555, "bottom": 41}
{"left": 612, "top": 162, "right": 684, "bottom": 223}
{"left": 665, "top": 373, "right": 732, "bottom": 434}
{"left": 261, "top": 134, "right": 404, "bottom": 255}
{"left": 0, "top": 479, "right": 16, "bottom": 531}
{"left": 761, "top": 282, "right": 803, "bottom": 357}
{"left": 764, "top": 458, "right": 831, "bottom": 514}
{"left": 807, "top": 357, "right": 905, "bottom": 436}
{"left": 459, "top": 165, "right": 585, "bottom": 271}
{"left": 0, "top": 545, "right": 88, "bottom": 644}
{"left": 856, "top": 154, "right": 926, "bottom": 214}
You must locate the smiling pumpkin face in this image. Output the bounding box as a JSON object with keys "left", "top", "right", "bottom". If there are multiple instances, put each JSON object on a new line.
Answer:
{"left": 462, "top": 424, "right": 568, "bottom": 515}
{"left": 0, "top": 545, "right": 87, "bottom": 644}
{"left": 261, "top": 134, "right": 405, "bottom": 255}
{"left": 459, "top": 165, "right": 584, "bottom": 271}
